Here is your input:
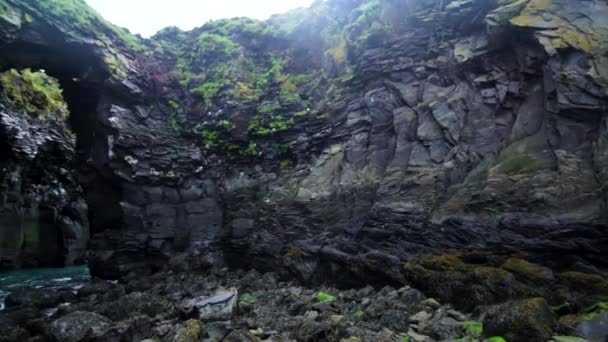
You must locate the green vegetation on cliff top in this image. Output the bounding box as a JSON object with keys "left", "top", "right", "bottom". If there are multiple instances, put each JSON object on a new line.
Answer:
{"left": 198, "top": 32, "right": 240, "bottom": 57}
{"left": 147, "top": 0, "right": 406, "bottom": 157}
{"left": 15, "top": 0, "right": 145, "bottom": 51}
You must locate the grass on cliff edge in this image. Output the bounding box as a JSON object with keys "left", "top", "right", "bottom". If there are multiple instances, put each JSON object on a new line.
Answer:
{"left": 0, "top": 68, "right": 68, "bottom": 120}
{"left": 19, "top": 0, "right": 145, "bottom": 51}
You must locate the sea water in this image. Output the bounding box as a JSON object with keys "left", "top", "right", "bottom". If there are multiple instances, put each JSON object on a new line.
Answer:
{"left": 0, "top": 265, "right": 90, "bottom": 310}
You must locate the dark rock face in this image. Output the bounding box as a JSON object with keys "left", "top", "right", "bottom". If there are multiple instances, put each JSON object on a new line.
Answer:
{"left": 0, "top": 0, "right": 607, "bottom": 325}
{"left": 212, "top": 0, "right": 608, "bottom": 289}
{"left": 0, "top": 0, "right": 142, "bottom": 270}
{"left": 0, "top": 101, "right": 89, "bottom": 268}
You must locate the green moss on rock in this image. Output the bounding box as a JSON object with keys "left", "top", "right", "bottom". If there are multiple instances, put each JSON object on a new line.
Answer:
{"left": 239, "top": 293, "right": 257, "bottom": 304}
{"left": 583, "top": 301, "right": 608, "bottom": 320}
{"left": 559, "top": 271, "right": 608, "bottom": 294}
{"left": 0, "top": 2, "right": 8, "bottom": 16}
{"left": 493, "top": 132, "right": 553, "bottom": 174}
{"left": 316, "top": 291, "right": 336, "bottom": 302}
{"left": 485, "top": 337, "right": 507, "bottom": 342}
{"left": 483, "top": 297, "right": 556, "bottom": 342}
{"left": 495, "top": 154, "right": 543, "bottom": 174}
{"left": 501, "top": 258, "right": 554, "bottom": 283}
{"left": 419, "top": 254, "right": 464, "bottom": 271}
{"left": 104, "top": 55, "right": 128, "bottom": 78}
{"left": 280, "top": 159, "right": 294, "bottom": 169}
{"left": 192, "top": 82, "right": 224, "bottom": 107}
{"left": 463, "top": 320, "right": 483, "bottom": 337}
{"left": 0, "top": 68, "right": 68, "bottom": 120}
{"left": 202, "top": 129, "right": 221, "bottom": 147}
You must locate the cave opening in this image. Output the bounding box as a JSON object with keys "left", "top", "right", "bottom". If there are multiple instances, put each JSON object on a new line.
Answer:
{"left": 0, "top": 40, "right": 108, "bottom": 156}
{"left": 0, "top": 39, "right": 114, "bottom": 269}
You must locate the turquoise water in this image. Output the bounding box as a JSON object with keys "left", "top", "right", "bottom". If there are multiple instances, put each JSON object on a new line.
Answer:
{"left": 0, "top": 265, "right": 90, "bottom": 310}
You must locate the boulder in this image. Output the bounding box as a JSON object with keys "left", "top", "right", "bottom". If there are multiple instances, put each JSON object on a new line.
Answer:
{"left": 49, "top": 311, "right": 111, "bottom": 342}
{"left": 4, "top": 287, "right": 63, "bottom": 309}
{"left": 483, "top": 298, "right": 556, "bottom": 342}
{"left": 94, "top": 291, "right": 172, "bottom": 321}
{"left": 77, "top": 279, "right": 114, "bottom": 297}
{"left": 181, "top": 288, "right": 238, "bottom": 322}
{"left": 428, "top": 315, "right": 462, "bottom": 340}
{"left": 577, "top": 312, "right": 608, "bottom": 342}
{"left": 0, "top": 314, "right": 29, "bottom": 342}
{"left": 173, "top": 319, "right": 203, "bottom": 342}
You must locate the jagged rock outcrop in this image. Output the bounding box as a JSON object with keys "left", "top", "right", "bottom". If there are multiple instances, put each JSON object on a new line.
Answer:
{"left": 0, "top": 0, "right": 149, "bottom": 269}
{"left": 0, "top": 0, "right": 607, "bottom": 319}
{"left": 0, "top": 69, "right": 89, "bottom": 268}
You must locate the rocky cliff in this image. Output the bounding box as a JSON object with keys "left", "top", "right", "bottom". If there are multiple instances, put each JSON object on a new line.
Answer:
{"left": 0, "top": 0, "right": 607, "bottom": 329}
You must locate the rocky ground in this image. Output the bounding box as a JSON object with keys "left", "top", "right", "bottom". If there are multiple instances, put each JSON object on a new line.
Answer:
{"left": 1, "top": 265, "right": 605, "bottom": 342}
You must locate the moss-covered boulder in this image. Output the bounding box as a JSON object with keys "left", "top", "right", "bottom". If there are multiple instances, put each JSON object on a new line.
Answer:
{"left": 401, "top": 252, "right": 608, "bottom": 318}
{"left": 483, "top": 298, "right": 556, "bottom": 342}
{"left": 402, "top": 254, "right": 546, "bottom": 310}
{"left": 173, "top": 319, "right": 203, "bottom": 342}
{"left": 501, "top": 258, "right": 554, "bottom": 285}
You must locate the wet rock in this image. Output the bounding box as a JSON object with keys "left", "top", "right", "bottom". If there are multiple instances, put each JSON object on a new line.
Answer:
{"left": 409, "top": 310, "right": 432, "bottom": 323}
{"left": 223, "top": 330, "right": 256, "bottom": 342}
{"left": 95, "top": 291, "right": 172, "bottom": 321}
{"left": 428, "top": 314, "right": 462, "bottom": 340}
{"left": 48, "top": 311, "right": 111, "bottom": 342}
{"left": 94, "top": 315, "right": 153, "bottom": 342}
{"left": 447, "top": 309, "right": 467, "bottom": 322}
{"left": 205, "top": 321, "right": 233, "bottom": 340}
{"left": 483, "top": 298, "right": 556, "bottom": 342}
{"left": 0, "top": 98, "right": 88, "bottom": 270}
{"left": 340, "top": 337, "right": 361, "bottom": 342}
{"left": 77, "top": 279, "right": 114, "bottom": 297}
{"left": 501, "top": 258, "right": 554, "bottom": 284}
{"left": 551, "top": 336, "right": 588, "bottom": 342}
{"left": 577, "top": 312, "right": 608, "bottom": 342}
{"left": 182, "top": 288, "right": 238, "bottom": 321}
{"left": 304, "top": 310, "right": 319, "bottom": 321}
{"left": 407, "top": 329, "right": 432, "bottom": 342}
{"left": 379, "top": 309, "right": 410, "bottom": 331}
{"left": 420, "top": 298, "right": 441, "bottom": 310}
{"left": 400, "top": 287, "right": 426, "bottom": 308}
{"left": 173, "top": 319, "right": 203, "bottom": 342}
{"left": 0, "top": 314, "right": 29, "bottom": 342}
{"left": 4, "top": 287, "right": 63, "bottom": 309}
{"left": 402, "top": 255, "right": 556, "bottom": 310}
{"left": 295, "top": 318, "right": 327, "bottom": 341}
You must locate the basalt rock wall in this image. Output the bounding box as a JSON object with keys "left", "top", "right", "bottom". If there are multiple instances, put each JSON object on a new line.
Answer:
{"left": 0, "top": 0, "right": 606, "bottom": 296}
